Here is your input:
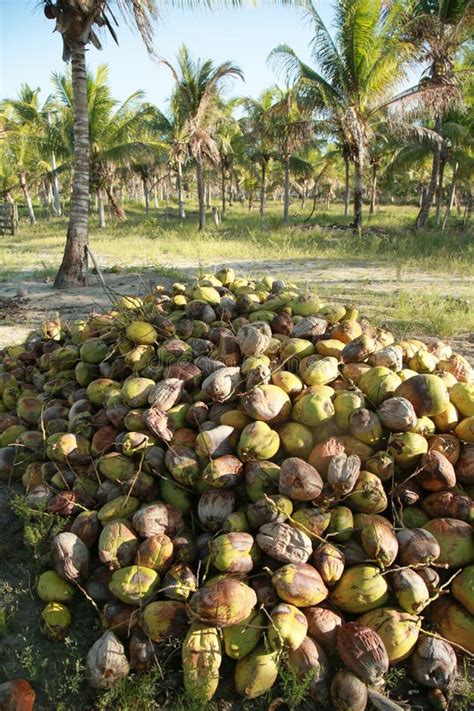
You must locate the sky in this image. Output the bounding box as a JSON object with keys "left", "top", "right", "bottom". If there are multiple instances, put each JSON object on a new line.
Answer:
{"left": 0, "top": 1, "right": 338, "bottom": 111}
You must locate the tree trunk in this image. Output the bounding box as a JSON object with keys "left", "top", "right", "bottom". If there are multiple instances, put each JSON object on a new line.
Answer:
{"left": 442, "top": 162, "right": 458, "bottom": 230}
{"left": 344, "top": 155, "right": 350, "bottom": 217}
{"left": 353, "top": 147, "right": 364, "bottom": 231}
{"left": 19, "top": 173, "right": 36, "bottom": 225}
{"left": 143, "top": 176, "right": 150, "bottom": 216}
{"left": 369, "top": 164, "right": 377, "bottom": 215}
{"left": 54, "top": 41, "right": 89, "bottom": 288}
{"left": 98, "top": 190, "right": 106, "bottom": 229}
{"left": 416, "top": 116, "right": 442, "bottom": 229}
{"left": 206, "top": 184, "right": 211, "bottom": 209}
{"left": 153, "top": 185, "right": 158, "bottom": 210}
{"left": 106, "top": 180, "right": 127, "bottom": 220}
{"left": 196, "top": 160, "right": 206, "bottom": 230}
{"left": 435, "top": 158, "right": 446, "bottom": 226}
{"left": 259, "top": 160, "right": 267, "bottom": 221}
{"left": 283, "top": 155, "right": 290, "bottom": 223}
{"left": 221, "top": 165, "right": 226, "bottom": 220}
{"left": 177, "top": 161, "right": 185, "bottom": 219}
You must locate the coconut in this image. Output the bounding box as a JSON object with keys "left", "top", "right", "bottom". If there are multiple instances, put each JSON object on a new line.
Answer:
{"left": 417, "top": 450, "right": 456, "bottom": 491}
{"left": 278, "top": 456, "right": 323, "bottom": 501}
{"left": 210, "top": 532, "right": 255, "bottom": 573}
{"left": 330, "top": 565, "right": 388, "bottom": 614}
{"left": 396, "top": 528, "right": 441, "bottom": 565}
{"left": 234, "top": 643, "right": 279, "bottom": 699}
{"left": 304, "top": 604, "right": 344, "bottom": 651}
{"left": 140, "top": 600, "right": 188, "bottom": 642}
{"left": 391, "top": 569, "right": 430, "bottom": 614}
{"left": 423, "top": 518, "right": 474, "bottom": 568}
{"left": 188, "top": 577, "right": 257, "bottom": 626}
{"left": 162, "top": 563, "right": 197, "bottom": 600}
{"left": 86, "top": 631, "right": 130, "bottom": 689}
{"left": 330, "top": 670, "right": 368, "bottom": 711}
{"left": 109, "top": 565, "right": 159, "bottom": 606}
{"left": 327, "top": 453, "right": 361, "bottom": 496}
{"left": 272, "top": 563, "right": 328, "bottom": 607}
{"left": 394, "top": 374, "right": 449, "bottom": 416}
{"left": 52, "top": 532, "right": 90, "bottom": 582}
{"left": 377, "top": 397, "right": 417, "bottom": 431}
{"left": 359, "top": 607, "right": 421, "bottom": 663}
{"left": 430, "top": 597, "right": 474, "bottom": 654}
{"left": 451, "top": 564, "right": 474, "bottom": 614}
{"left": 267, "top": 603, "right": 308, "bottom": 650}
{"left": 336, "top": 623, "right": 389, "bottom": 683}
{"left": 40, "top": 601, "right": 72, "bottom": 640}
{"left": 410, "top": 635, "right": 457, "bottom": 690}
{"left": 288, "top": 636, "right": 329, "bottom": 702}
{"left": 256, "top": 522, "right": 312, "bottom": 564}
{"left": 312, "top": 543, "right": 345, "bottom": 586}
{"left": 222, "top": 609, "right": 265, "bottom": 660}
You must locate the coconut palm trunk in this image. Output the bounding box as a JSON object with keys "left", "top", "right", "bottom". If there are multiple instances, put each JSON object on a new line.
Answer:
{"left": 54, "top": 41, "right": 89, "bottom": 288}
{"left": 416, "top": 116, "right": 442, "bottom": 229}
{"left": 259, "top": 159, "right": 267, "bottom": 221}
{"left": 176, "top": 160, "right": 185, "bottom": 219}
{"left": 143, "top": 177, "right": 150, "bottom": 216}
{"left": 369, "top": 163, "right": 377, "bottom": 215}
{"left": 196, "top": 159, "right": 206, "bottom": 230}
{"left": 343, "top": 155, "right": 350, "bottom": 217}
{"left": 98, "top": 189, "right": 106, "bottom": 229}
{"left": 19, "top": 172, "right": 36, "bottom": 225}
{"left": 353, "top": 147, "right": 364, "bottom": 231}
{"left": 435, "top": 156, "right": 446, "bottom": 226}
{"left": 283, "top": 154, "right": 291, "bottom": 223}
{"left": 442, "top": 161, "right": 458, "bottom": 229}
{"left": 221, "top": 164, "right": 226, "bottom": 219}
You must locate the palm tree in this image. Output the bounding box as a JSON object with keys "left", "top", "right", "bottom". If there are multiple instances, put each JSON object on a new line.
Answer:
{"left": 161, "top": 45, "right": 243, "bottom": 230}
{"left": 241, "top": 88, "right": 278, "bottom": 221}
{"left": 409, "top": 1, "right": 473, "bottom": 227}
{"left": 269, "top": 86, "right": 312, "bottom": 223}
{"left": 271, "top": 0, "right": 416, "bottom": 230}
{"left": 214, "top": 98, "right": 242, "bottom": 219}
{"left": 0, "top": 84, "right": 59, "bottom": 224}
{"left": 38, "top": 0, "right": 251, "bottom": 286}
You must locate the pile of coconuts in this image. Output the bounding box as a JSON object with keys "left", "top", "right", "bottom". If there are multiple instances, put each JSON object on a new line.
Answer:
{"left": 0, "top": 267, "right": 473, "bottom": 710}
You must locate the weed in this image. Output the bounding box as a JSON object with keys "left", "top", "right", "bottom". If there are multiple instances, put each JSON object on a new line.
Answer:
{"left": 384, "top": 665, "right": 407, "bottom": 691}
{"left": 10, "top": 494, "right": 66, "bottom": 563}
{"left": 96, "top": 666, "right": 164, "bottom": 711}
{"left": 278, "top": 655, "right": 318, "bottom": 709}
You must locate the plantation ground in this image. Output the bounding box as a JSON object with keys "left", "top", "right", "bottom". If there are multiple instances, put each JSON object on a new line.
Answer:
{"left": 0, "top": 202, "right": 473, "bottom": 359}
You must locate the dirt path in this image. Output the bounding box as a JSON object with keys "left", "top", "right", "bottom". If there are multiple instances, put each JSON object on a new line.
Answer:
{"left": 0, "top": 256, "right": 472, "bottom": 361}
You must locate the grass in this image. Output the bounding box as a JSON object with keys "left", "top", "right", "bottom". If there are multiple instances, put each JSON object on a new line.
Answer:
{"left": 3, "top": 200, "right": 473, "bottom": 274}
{"left": 1, "top": 199, "right": 473, "bottom": 342}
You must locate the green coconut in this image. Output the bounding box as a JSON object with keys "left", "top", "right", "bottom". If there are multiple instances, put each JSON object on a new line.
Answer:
{"left": 423, "top": 518, "right": 474, "bottom": 568}
{"left": 330, "top": 564, "right": 388, "bottom": 614}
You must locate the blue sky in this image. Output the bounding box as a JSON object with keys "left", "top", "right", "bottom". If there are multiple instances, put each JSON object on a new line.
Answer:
{"left": 0, "top": 1, "right": 338, "bottom": 110}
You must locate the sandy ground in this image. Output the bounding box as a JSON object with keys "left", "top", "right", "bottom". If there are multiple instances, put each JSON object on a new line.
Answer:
{"left": 0, "top": 256, "right": 472, "bottom": 361}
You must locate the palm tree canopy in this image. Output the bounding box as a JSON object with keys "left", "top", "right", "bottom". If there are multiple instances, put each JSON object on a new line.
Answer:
{"left": 162, "top": 44, "right": 243, "bottom": 164}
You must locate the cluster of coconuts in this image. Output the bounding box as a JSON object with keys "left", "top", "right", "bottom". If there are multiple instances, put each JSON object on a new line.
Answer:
{"left": 1, "top": 268, "right": 473, "bottom": 709}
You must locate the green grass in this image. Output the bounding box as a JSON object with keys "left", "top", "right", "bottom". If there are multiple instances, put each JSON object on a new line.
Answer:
{"left": 1, "top": 200, "right": 473, "bottom": 341}
{"left": 4, "top": 200, "right": 473, "bottom": 275}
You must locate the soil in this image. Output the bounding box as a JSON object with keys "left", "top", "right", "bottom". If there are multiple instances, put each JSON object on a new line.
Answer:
{"left": 0, "top": 257, "right": 472, "bottom": 361}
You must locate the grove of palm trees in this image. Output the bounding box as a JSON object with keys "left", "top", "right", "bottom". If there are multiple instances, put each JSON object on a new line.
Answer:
{"left": 0, "top": 1, "right": 473, "bottom": 710}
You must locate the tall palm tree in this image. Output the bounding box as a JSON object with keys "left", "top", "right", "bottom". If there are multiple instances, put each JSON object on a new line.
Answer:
{"left": 241, "top": 88, "right": 277, "bottom": 220}
{"left": 0, "top": 84, "right": 59, "bottom": 224}
{"left": 161, "top": 45, "right": 243, "bottom": 230}
{"left": 214, "top": 98, "right": 242, "bottom": 219}
{"left": 409, "top": 0, "right": 473, "bottom": 228}
{"left": 271, "top": 0, "right": 416, "bottom": 230}
{"left": 38, "top": 0, "right": 251, "bottom": 286}
{"left": 265, "top": 85, "right": 312, "bottom": 222}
